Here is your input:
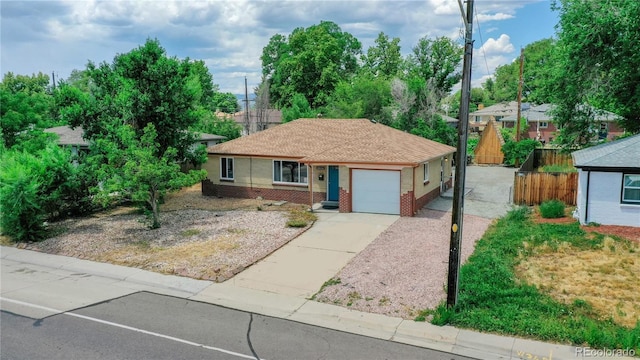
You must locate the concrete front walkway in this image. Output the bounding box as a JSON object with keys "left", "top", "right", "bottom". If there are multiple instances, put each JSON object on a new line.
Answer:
{"left": 225, "top": 212, "right": 399, "bottom": 298}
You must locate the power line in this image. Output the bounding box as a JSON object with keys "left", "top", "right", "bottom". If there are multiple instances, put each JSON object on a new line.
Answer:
{"left": 474, "top": 6, "right": 491, "bottom": 78}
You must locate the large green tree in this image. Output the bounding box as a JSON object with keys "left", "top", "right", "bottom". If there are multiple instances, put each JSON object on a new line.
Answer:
{"left": 406, "top": 36, "right": 463, "bottom": 96}
{"left": 211, "top": 92, "right": 240, "bottom": 113}
{"left": 551, "top": 0, "right": 640, "bottom": 147}
{"left": 261, "top": 21, "right": 362, "bottom": 108}
{"left": 323, "top": 74, "right": 393, "bottom": 121}
{"left": 0, "top": 72, "right": 57, "bottom": 149}
{"left": 489, "top": 38, "right": 556, "bottom": 104}
{"left": 58, "top": 39, "right": 213, "bottom": 161}
{"left": 91, "top": 124, "right": 206, "bottom": 229}
{"left": 361, "top": 32, "right": 402, "bottom": 78}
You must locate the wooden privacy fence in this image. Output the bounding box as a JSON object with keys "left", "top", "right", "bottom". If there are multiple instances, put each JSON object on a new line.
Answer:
{"left": 513, "top": 172, "right": 578, "bottom": 205}
{"left": 513, "top": 149, "right": 578, "bottom": 205}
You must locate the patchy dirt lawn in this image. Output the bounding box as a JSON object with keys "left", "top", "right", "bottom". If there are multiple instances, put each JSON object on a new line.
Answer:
{"left": 15, "top": 184, "right": 311, "bottom": 282}
{"left": 516, "top": 234, "right": 639, "bottom": 328}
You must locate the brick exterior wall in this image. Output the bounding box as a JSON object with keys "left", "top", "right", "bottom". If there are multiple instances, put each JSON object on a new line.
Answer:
{"left": 201, "top": 181, "right": 325, "bottom": 205}
{"left": 338, "top": 187, "right": 351, "bottom": 213}
{"left": 200, "top": 176, "right": 451, "bottom": 216}
{"left": 415, "top": 185, "right": 442, "bottom": 213}
{"left": 400, "top": 191, "right": 414, "bottom": 216}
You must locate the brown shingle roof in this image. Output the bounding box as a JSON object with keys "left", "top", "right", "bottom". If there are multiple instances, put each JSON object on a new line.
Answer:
{"left": 208, "top": 119, "right": 455, "bottom": 165}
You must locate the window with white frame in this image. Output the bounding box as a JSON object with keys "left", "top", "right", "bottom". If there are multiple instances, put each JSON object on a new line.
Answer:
{"left": 539, "top": 121, "right": 548, "bottom": 128}
{"left": 423, "top": 162, "right": 429, "bottom": 183}
{"left": 273, "top": 160, "right": 308, "bottom": 184}
{"left": 220, "top": 157, "right": 234, "bottom": 180}
{"left": 622, "top": 174, "right": 640, "bottom": 204}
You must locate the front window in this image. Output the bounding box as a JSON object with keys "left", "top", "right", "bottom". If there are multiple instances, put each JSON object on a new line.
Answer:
{"left": 273, "top": 160, "right": 308, "bottom": 184}
{"left": 423, "top": 162, "right": 429, "bottom": 183}
{"left": 539, "top": 122, "right": 548, "bottom": 128}
{"left": 475, "top": 116, "right": 482, "bottom": 123}
{"left": 220, "top": 157, "right": 234, "bottom": 180}
{"left": 622, "top": 174, "right": 640, "bottom": 204}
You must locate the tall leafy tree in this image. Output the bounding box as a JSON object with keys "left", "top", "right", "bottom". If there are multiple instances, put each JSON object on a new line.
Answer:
{"left": 0, "top": 73, "right": 57, "bottom": 149}
{"left": 362, "top": 32, "right": 402, "bottom": 78}
{"left": 406, "top": 36, "right": 463, "bottom": 96}
{"left": 489, "top": 38, "right": 556, "bottom": 104}
{"left": 59, "top": 39, "right": 213, "bottom": 161}
{"left": 261, "top": 21, "right": 362, "bottom": 108}
{"left": 91, "top": 124, "right": 206, "bottom": 229}
{"left": 410, "top": 115, "right": 457, "bottom": 146}
{"left": 211, "top": 92, "right": 240, "bottom": 113}
{"left": 282, "top": 93, "right": 316, "bottom": 122}
{"left": 551, "top": 0, "right": 640, "bottom": 147}
{"left": 323, "top": 74, "right": 393, "bottom": 121}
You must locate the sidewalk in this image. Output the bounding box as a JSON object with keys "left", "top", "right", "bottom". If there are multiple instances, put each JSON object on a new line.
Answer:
{"left": 3, "top": 246, "right": 626, "bottom": 360}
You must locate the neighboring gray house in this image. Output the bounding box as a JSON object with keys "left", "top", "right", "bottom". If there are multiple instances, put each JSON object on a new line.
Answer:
{"left": 45, "top": 125, "right": 225, "bottom": 153}
{"left": 572, "top": 134, "right": 640, "bottom": 226}
{"left": 44, "top": 126, "right": 88, "bottom": 157}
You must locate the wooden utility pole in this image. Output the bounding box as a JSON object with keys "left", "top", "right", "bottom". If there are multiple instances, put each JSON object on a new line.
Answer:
{"left": 447, "top": 0, "right": 474, "bottom": 308}
{"left": 515, "top": 48, "right": 524, "bottom": 167}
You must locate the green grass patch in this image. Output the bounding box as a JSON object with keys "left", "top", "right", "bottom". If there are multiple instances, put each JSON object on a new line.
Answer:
{"left": 425, "top": 208, "right": 640, "bottom": 352}
{"left": 539, "top": 200, "right": 565, "bottom": 219}
{"left": 538, "top": 164, "right": 577, "bottom": 173}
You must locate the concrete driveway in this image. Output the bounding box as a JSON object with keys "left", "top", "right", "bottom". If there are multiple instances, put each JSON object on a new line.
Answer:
{"left": 223, "top": 212, "right": 399, "bottom": 298}
{"left": 427, "top": 165, "right": 516, "bottom": 219}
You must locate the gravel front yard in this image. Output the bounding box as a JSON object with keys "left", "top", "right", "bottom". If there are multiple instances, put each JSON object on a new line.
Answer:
{"left": 313, "top": 209, "right": 492, "bottom": 319}
{"left": 15, "top": 185, "right": 310, "bottom": 282}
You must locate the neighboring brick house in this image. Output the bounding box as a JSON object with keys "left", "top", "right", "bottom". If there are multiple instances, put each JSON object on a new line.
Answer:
{"left": 572, "top": 134, "right": 640, "bottom": 227}
{"left": 501, "top": 104, "right": 624, "bottom": 144}
{"left": 203, "top": 118, "right": 455, "bottom": 216}
{"left": 468, "top": 101, "right": 526, "bottom": 133}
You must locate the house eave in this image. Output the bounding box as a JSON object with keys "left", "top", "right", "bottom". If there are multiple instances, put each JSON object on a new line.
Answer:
{"left": 575, "top": 165, "right": 640, "bottom": 173}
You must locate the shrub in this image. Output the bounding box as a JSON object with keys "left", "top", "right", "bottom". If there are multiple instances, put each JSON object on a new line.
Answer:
{"left": 0, "top": 144, "right": 83, "bottom": 242}
{"left": 0, "top": 152, "right": 47, "bottom": 241}
{"left": 501, "top": 139, "right": 541, "bottom": 166}
{"left": 539, "top": 200, "right": 565, "bottom": 218}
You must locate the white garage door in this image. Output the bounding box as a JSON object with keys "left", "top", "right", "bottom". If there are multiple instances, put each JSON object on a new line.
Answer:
{"left": 352, "top": 169, "right": 400, "bottom": 215}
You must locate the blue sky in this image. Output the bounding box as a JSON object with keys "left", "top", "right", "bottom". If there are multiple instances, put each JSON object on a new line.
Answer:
{"left": 0, "top": 1, "right": 559, "bottom": 95}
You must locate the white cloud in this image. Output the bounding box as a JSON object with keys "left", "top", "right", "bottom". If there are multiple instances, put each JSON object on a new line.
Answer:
{"left": 480, "top": 34, "right": 515, "bottom": 55}
{"left": 476, "top": 12, "right": 514, "bottom": 22}
{"left": 1, "top": 0, "right": 553, "bottom": 94}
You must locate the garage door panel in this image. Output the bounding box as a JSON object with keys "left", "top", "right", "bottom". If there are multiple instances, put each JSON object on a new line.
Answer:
{"left": 352, "top": 170, "right": 400, "bottom": 215}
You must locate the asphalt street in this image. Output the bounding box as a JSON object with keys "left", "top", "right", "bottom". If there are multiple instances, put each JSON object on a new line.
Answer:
{"left": 1, "top": 292, "right": 474, "bottom": 360}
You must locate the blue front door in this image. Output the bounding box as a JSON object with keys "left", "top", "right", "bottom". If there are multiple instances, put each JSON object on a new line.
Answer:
{"left": 328, "top": 166, "right": 339, "bottom": 201}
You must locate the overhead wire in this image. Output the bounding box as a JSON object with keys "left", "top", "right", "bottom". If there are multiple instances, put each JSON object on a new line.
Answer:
{"left": 474, "top": 6, "right": 492, "bottom": 79}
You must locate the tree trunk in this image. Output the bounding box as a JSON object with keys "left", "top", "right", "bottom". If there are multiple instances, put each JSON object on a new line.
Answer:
{"left": 149, "top": 189, "right": 160, "bottom": 229}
